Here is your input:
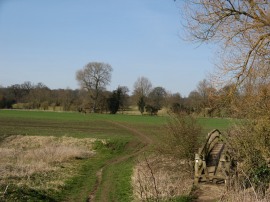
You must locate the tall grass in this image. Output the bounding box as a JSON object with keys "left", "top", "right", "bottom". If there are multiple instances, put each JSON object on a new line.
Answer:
{"left": 220, "top": 180, "right": 270, "bottom": 202}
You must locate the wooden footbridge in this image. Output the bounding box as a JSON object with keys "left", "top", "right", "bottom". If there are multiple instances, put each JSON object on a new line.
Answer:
{"left": 194, "top": 129, "right": 234, "bottom": 185}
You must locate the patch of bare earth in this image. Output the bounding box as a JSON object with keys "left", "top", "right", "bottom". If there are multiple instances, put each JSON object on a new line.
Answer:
{"left": 0, "top": 135, "right": 96, "bottom": 192}
{"left": 193, "top": 183, "right": 225, "bottom": 202}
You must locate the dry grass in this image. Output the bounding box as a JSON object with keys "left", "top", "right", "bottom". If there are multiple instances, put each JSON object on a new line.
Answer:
{"left": 132, "top": 154, "right": 193, "bottom": 201}
{"left": 0, "top": 135, "right": 96, "bottom": 191}
{"left": 220, "top": 187, "right": 270, "bottom": 202}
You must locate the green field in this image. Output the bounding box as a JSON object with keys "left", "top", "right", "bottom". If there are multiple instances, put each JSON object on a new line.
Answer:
{"left": 0, "top": 110, "right": 235, "bottom": 201}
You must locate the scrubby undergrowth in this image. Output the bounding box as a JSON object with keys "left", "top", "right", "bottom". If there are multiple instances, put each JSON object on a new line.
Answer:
{"left": 132, "top": 154, "right": 193, "bottom": 201}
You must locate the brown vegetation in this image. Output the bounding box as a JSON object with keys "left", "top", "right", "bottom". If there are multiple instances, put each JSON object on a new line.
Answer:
{"left": 132, "top": 154, "right": 193, "bottom": 201}
{"left": 220, "top": 181, "right": 270, "bottom": 202}
{"left": 131, "top": 113, "right": 202, "bottom": 201}
{"left": 0, "top": 135, "right": 95, "bottom": 192}
{"left": 158, "top": 113, "right": 202, "bottom": 162}
{"left": 225, "top": 120, "right": 270, "bottom": 194}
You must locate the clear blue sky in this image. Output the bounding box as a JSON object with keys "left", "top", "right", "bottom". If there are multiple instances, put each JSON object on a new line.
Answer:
{"left": 0, "top": 0, "right": 214, "bottom": 97}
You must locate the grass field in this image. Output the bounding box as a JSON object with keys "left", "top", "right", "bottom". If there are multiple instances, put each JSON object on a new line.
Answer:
{"left": 0, "top": 110, "right": 236, "bottom": 201}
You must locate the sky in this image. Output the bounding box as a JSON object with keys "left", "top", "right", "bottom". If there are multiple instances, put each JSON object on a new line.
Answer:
{"left": 0, "top": 0, "right": 215, "bottom": 97}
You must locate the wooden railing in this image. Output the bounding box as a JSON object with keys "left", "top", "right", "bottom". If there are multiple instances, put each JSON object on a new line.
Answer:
{"left": 194, "top": 129, "right": 231, "bottom": 185}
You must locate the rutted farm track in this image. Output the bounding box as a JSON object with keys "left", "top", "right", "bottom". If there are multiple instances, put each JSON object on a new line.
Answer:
{"left": 87, "top": 121, "right": 154, "bottom": 202}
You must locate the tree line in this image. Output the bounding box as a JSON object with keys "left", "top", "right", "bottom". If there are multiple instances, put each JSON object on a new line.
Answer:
{"left": 0, "top": 70, "right": 270, "bottom": 118}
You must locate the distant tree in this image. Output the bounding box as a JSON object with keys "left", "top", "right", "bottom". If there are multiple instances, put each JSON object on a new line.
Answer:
{"left": 107, "top": 86, "right": 130, "bottom": 114}
{"left": 196, "top": 79, "right": 210, "bottom": 106}
{"left": 57, "top": 88, "right": 76, "bottom": 111}
{"left": 107, "top": 89, "right": 120, "bottom": 114}
{"left": 28, "top": 83, "right": 51, "bottom": 109}
{"left": 7, "top": 81, "right": 34, "bottom": 104}
{"left": 215, "top": 83, "right": 238, "bottom": 117}
{"left": 117, "top": 86, "right": 130, "bottom": 113}
{"left": 20, "top": 81, "right": 34, "bottom": 102}
{"left": 137, "top": 96, "right": 146, "bottom": 115}
{"left": 9, "top": 84, "right": 22, "bottom": 102}
{"left": 76, "top": 62, "right": 113, "bottom": 112}
{"left": 148, "top": 87, "right": 167, "bottom": 110}
{"left": 96, "top": 90, "right": 110, "bottom": 113}
{"left": 196, "top": 79, "right": 217, "bottom": 116}
{"left": 133, "top": 76, "right": 152, "bottom": 115}
{"left": 167, "top": 93, "right": 184, "bottom": 113}
{"left": 145, "top": 87, "right": 167, "bottom": 115}
{"left": 145, "top": 104, "right": 158, "bottom": 115}
{"left": 133, "top": 76, "right": 152, "bottom": 98}
{"left": 187, "top": 90, "right": 201, "bottom": 114}
{"left": 0, "top": 88, "right": 4, "bottom": 108}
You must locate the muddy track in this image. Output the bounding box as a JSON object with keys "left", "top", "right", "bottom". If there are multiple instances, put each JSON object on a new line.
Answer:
{"left": 87, "top": 121, "right": 153, "bottom": 202}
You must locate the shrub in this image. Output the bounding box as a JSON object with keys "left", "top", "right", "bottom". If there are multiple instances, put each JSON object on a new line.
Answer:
{"left": 226, "top": 118, "right": 270, "bottom": 193}
{"left": 158, "top": 113, "right": 202, "bottom": 162}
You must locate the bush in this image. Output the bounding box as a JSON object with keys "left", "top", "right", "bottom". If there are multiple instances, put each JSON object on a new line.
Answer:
{"left": 158, "top": 113, "right": 202, "bottom": 162}
{"left": 226, "top": 118, "right": 270, "bottom": 192}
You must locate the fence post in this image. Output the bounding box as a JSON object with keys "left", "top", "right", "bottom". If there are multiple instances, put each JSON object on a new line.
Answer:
{"left": 194, "top": 153, "right": 200, "bottom": 185}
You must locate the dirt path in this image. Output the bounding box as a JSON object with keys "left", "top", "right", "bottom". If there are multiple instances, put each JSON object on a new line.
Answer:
{"left": 87, "top": 121, "right": 153, "bottom": 202}
{"left": 194, "top": 183, "right": 225, "bottom": 202}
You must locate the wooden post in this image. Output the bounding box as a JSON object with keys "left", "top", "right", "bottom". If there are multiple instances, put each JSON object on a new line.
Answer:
{"left": 194, "top": 153, "right": 200, "bottom": 185}
{"left": 202, "top": 154, "right": 209, "bottom": 182}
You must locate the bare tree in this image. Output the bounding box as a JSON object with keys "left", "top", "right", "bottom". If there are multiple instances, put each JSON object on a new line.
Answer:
{"left": 28, "top": 83, "right": 51, "bottom": 109}
{"left": 133, "top": 76, "right": 152, "bottom": 114}
{"left": 187, "top": 90, "right": 202, "bottom": 114}
{"left": 181, "top": 0, "right": 270, "bottom": 87}
{"left": 196, "top": 79, "right": 218, "bottom": 115}
{"left": 133, "top": 76, "right": 152, "bottom": 98}
{"left": 76, "top": 62, "right": 113, "bottom": 112}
